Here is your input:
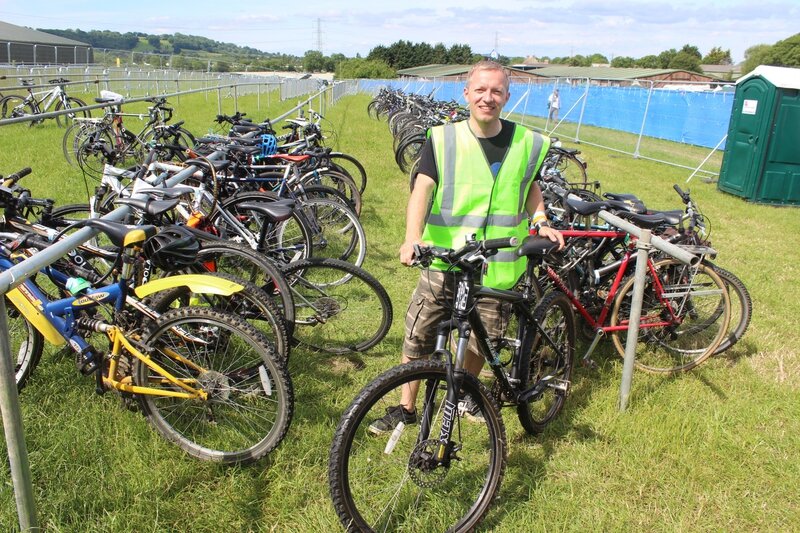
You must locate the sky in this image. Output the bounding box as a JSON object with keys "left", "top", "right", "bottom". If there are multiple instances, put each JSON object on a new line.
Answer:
{"left": 1, "top": 0, "right": 798, "bottom": 64}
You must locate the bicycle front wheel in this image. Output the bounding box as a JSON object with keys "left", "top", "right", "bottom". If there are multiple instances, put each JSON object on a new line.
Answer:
{"left": 55, "top": 96, "right": 90, "bottom": 127}
{"left": 516, "top": 291, "right": 576, "bottom": 435}
{"left": 329, "top": 360, "right": 506, "bottom": 532}
{"left": 610, "top": 258, "right": 730, "bottom": 374}
{"left": 5, "top": 295, "right": 44, "bottom": 391}
{"left": 281, "top": 258, "right": 392, "bottom": 353}
{"left": 134, "top": 307, "right": 293, "bottom": 464}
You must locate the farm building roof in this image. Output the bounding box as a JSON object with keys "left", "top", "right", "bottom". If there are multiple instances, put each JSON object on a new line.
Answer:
{"left": 397, "top": 64, "right": 472, "bottom": 77}
{"left": 397, "top": 63, "right": 721, "bottom": 83}
{"left": 0, "top": 20, "right": 88, "bottom": 46}
{"left": 517, "top": 65, "right": 719, "bottom": 80}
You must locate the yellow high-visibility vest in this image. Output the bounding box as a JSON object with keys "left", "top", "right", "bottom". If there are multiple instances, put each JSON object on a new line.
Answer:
{"left": 422, "top": 120, "right": 549, "bottom": 289}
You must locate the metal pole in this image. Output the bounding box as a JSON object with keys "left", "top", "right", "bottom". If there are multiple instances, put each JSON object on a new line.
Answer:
{"left": 0, "top": 299, "right": 39, "bottom": 530}
{"left": 575, "top": 78, "right": 589, "bottom": 142}
{"left": 598, "top": 210, "right": 696, "bottom": 266}
{"left": 634, "top": 81, "right": 654, "bottom": 158}
{"left": 618, "top": 229, "right": 651, "bottom": 411}
{"left": 687, "top": 134, "right": 727, "bottom": 183}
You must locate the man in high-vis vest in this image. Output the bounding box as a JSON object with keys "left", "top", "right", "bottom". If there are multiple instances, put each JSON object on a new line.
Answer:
{"left": 368, "top": 60, "right": 564, "bottom": 435}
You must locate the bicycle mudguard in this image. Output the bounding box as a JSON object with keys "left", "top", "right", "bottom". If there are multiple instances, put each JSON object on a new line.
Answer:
{"left": 6, "top": 287, "right": 67, "bottom": 346}
{"left": 134, "top": 274, "right": 243, "bottom": 299}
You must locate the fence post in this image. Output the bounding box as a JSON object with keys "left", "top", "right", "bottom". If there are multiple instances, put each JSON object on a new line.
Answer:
{"left": 618, "top": 229, "right": 651, "bottom": 411}
{"left": 634, "top": 81, "right": 655, "bottom": 158}
{"left": 575, "top": 78, "right": 590, "bottom": 143}
{"left": 0, "top": 299, "right": 39, "bottom": 530}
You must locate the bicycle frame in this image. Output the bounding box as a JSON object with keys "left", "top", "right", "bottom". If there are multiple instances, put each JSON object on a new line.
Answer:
{"left": 24, "top": 84, "right": 67, "bottom": 114}
{"left": 2, "top": 247, "right": 244, "bottom": 399}
{"left": 418, "top": 258, "right": 569, "bottom": 449}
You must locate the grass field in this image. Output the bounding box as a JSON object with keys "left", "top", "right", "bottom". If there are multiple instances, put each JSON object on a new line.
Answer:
{"left": 1, "top": 90, "right": 799, "bottom": 531}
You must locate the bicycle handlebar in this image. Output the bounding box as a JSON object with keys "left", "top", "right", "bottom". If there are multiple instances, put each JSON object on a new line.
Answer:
{"left": 412, "top": 236, "right": 519, "bottom": 268}
{"left": 1, "top": 167, "right": 32, "bottom": 187}
{"left": 673, "top": 183, "right": 691, "bottom": 204}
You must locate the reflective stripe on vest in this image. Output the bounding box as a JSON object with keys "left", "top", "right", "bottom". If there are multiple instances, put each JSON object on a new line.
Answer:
{"left": 422, "top": 120, "right": 549, "bottom": 289}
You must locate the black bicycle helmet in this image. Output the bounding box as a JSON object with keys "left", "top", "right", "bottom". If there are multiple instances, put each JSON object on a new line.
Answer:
{"left": 143, "top": 225, "right": 200, "bottom": 272}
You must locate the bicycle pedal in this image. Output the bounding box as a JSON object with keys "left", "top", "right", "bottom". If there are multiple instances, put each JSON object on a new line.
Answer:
{"left": 581, "top": 358, "right": 598, "bottom": 370}
{"left": 79, "top": 359, "right": 100, "bottom": 375}
{"left": 549, "top": 380, "right": 570, "bottom": 393}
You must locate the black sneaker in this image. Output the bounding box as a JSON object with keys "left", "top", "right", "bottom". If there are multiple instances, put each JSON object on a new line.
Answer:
{"left": 368, "top": 405, "right": 417, "bottom": 435}
{"left": 458, "top": 393, "right": 485, "bottom": 423}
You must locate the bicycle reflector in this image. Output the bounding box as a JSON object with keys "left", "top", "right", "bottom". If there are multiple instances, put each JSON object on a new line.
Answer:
{"left": 261, "top": 134, "right": 278, "bottom": 157}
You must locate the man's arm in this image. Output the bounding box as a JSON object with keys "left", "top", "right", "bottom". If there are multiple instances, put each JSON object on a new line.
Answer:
{"left": 525, "top": 182, "right": 564, "bottom": 248}
{"left": 400, "top": 173, "right": 436, "bottom": 265}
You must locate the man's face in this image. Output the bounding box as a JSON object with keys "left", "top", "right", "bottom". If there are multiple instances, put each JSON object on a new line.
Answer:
{"left": 464, "top": 68, "right": 510, "bottom": 125}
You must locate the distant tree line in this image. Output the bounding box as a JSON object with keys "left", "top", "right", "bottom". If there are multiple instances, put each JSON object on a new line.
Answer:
{"left": 545, "top": 44, "right": 732, "bottom": 73}
{"left": 32, "top": 28, "right": 800, "bottom": 79}
{"left": 741, "top": 33, "right": 800, "bottom": 74}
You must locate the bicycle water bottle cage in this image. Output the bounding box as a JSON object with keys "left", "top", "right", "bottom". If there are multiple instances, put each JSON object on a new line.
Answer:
{"left": 260, "top": 134, "right": 278, "bottom": 157}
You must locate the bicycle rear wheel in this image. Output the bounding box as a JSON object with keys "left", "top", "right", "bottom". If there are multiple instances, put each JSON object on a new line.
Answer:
{"left": 610, "top": 258, "right": 730, "bottom": 374}
{"left": 1, "top": 95, "right": 34, "bottom": 120}
{"left": 146, "top": 272, "right": 289, "bottom": 360}
{"left": 192, "top": 241, "right": 295, "bottom": 334}
{"left": 295, "top": 197, "right": 366, "bottom": 267}
{"left": 281, "top": 258, "right": 392, "bottom": 353}
{"left": 328, "top": 152, "right": 368, "bottom": 194}
{"left": 708, "top": 263, "right": 752, "bottom": 356}
{"left": 215, "top": 192, "right": 313, "bottom": 266}
{"left": 135, "top": 307, "right": 293, "bottom": 464}
{"left": 516, "top": 291, "right": 576, "bottom": 435}
{"left": 329, "top": 360, "right": 506, "bottom": 532}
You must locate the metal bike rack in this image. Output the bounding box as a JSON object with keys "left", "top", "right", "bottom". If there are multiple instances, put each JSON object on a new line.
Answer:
{"left": 0, "top": 157, "right": 217, "bottom": 530}
{"left": 596, "top": 211, "right": 697, "bottom": 411}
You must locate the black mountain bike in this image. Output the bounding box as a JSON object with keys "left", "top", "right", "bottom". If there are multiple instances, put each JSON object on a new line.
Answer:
{"left": 329, "top": 235, "right": 576, "bottom": 532}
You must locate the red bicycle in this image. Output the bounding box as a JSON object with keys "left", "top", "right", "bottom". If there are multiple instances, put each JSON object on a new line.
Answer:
{"left": 534, "top": 199, "right": 730, "bottom": 374}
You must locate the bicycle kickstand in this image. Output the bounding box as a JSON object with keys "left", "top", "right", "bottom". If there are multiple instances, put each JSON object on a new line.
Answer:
{"left": 580, "top": 330, "right": 604, "bottom": 370}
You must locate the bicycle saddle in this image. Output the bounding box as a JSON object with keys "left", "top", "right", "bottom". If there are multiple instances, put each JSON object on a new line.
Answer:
{"left": 74, "top": 219, "right": 157, "bottom": 248}
{"left": 235, "top": 199, "right": 296, "bottom": 223}
{"left": 605, "top": 198, "right": 646, "bottom": 214}
{"left": 565, "top": 196, "right": 610, "bottom": 216}
{"left": 231, "top": 124, "right": 263, "bottom": 134}
{"left": 614, "top": 210, "right": 667, "bottom": 229}
{"left": 516, "top": 236, "right": 561, "bottom": 258}
{"left": 647, "top": 209, "right": 683, "bottom": 226}
{"left": 115, "top": 197, "right": 179, "bottom": 217}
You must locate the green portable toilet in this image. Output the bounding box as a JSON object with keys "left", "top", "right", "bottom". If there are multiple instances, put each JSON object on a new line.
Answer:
{"left": 718, "top": 65, "right": 800, "bottom": 205}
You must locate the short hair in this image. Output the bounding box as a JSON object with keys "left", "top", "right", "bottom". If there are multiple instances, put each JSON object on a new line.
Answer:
{"left": 466, "top": 60, "right": 509, "bottom": 90}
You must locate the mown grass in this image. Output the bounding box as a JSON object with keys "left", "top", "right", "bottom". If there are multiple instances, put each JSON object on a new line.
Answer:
{"left": 1, "top": 90, "right": 799, "bottom": 531}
